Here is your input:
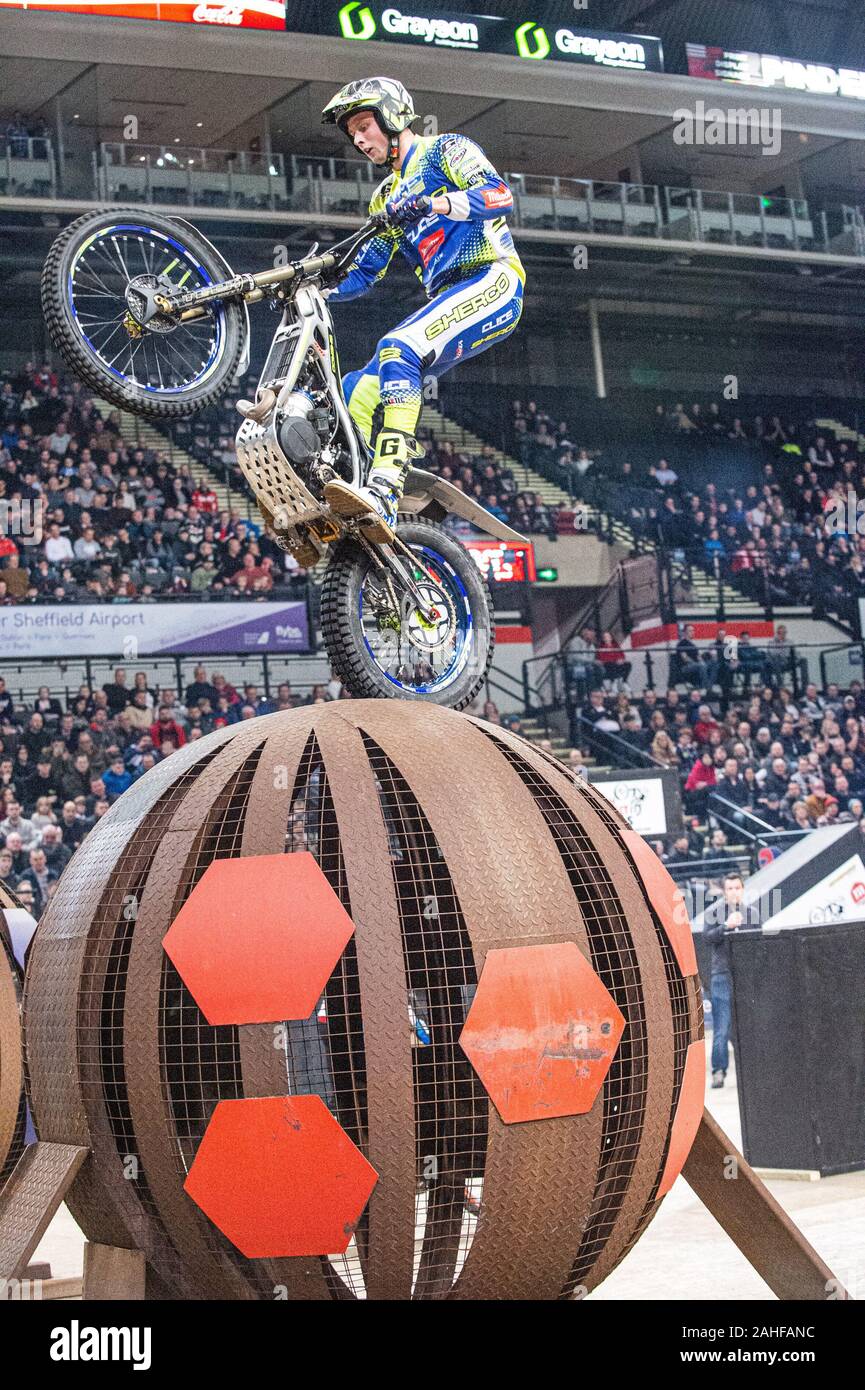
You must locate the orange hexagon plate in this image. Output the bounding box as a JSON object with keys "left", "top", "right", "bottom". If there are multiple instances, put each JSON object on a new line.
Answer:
{"left": 459, "top": 942, "right": 625, "bottom": 1124}
{"left": 184, "top": 1095, "right": 379, "bottom": 1258}
{"left": 162, "top": 852, "right": 355, "bottom": 1025}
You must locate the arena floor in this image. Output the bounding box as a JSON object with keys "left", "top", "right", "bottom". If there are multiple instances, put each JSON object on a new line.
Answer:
{"left": 29, "top": 1045, "right": 865, "bottom": 1301}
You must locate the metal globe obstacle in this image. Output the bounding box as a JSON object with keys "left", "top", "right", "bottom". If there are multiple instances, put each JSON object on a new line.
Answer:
{"left": 0, "top": 702, "right": 848, "bottom": 1300}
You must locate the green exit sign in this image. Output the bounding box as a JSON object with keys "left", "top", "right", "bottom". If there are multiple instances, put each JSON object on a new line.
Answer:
{"left": 537, "top": 567, "right": 559, "bottom": 582}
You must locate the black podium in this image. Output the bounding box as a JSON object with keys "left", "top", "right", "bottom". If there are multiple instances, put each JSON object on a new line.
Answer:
{"left": 730, "top": 921, "right": 865, "bottom": 1176}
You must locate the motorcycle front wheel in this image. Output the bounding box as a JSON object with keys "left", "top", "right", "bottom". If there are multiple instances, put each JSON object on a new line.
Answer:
{"left": 320, "top": 520, "right": 495, "bottom": 707}
{"left": 41, "top": 207, "right": 246, "bottom": 420}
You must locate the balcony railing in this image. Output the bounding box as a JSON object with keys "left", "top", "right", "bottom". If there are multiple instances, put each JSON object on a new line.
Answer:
{"left": 508, "top": 173, "right": 865, "bottom": 255}
{"left": 0, "top": 135, "right": 57, "bottom": 198}
{"left": 3, "top": 139, "right": 865, "bottom": 259}
{"left": 95, "top": 143, "right": 292, "bottom": 212}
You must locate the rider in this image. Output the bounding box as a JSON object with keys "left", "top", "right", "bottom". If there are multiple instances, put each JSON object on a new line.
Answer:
{"left": 320, "top": 77, "right": 525, "bottom": 542}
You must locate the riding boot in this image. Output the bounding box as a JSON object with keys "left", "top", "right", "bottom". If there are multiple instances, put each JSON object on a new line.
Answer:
{"left": 324, "top": 428, "right": 424, "bottom": 542}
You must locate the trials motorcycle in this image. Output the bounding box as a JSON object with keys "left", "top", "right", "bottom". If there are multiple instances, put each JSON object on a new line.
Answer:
{"left": 41, "top": 206, "right": 527, "bottom": 706}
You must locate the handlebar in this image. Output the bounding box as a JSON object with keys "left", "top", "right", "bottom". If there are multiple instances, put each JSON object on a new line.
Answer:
{"left": 164, "top": 201, "right": 432, "bottom": 320}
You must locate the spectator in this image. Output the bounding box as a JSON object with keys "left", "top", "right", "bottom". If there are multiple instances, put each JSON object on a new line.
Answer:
{"left": 0, "top": 799, "right": 37, "bottom": 851}
{"left": 703, "top": 872, "right": 763, "bottom": 1088}
{"left": 103, "top": 667, "right": 131, "bottom": 714}
{"left": 596, "top": 631, "right": 631, "bottom": 690}
{"left": 150, "top": 706, "right": 186, "bottom": 750}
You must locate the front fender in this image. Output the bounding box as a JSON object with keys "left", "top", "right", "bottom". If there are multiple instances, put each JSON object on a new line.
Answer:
{"left": 399, "top": 467, "right": 530, "bottom": 544}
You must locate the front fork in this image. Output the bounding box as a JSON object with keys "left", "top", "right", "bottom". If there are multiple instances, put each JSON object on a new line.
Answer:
{"left": 355, "top": 530, "right": 446, "bottom": 627}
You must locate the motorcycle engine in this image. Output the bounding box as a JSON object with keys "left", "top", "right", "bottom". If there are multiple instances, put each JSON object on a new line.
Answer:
{"left": 277, "top": 391, "right": 322, "bottom": 467}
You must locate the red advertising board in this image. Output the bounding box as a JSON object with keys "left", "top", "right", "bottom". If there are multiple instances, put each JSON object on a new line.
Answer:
{"left": 464, "top": 539, "right": 536, "bottom": 583}
{"left": 0, "top": 0, "right": 284, "bottom": 27}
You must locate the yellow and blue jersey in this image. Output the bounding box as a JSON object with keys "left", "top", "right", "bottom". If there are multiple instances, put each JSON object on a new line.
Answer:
{"left": 329, "top": 133, "right": 525, "bottom": 303}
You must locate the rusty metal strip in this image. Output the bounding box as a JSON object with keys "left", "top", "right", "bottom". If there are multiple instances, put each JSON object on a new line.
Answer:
{"left": 353, "top": 702, "right": 605, "bottom": 1301}
{"left": 123, "top": 724, "right": 269, "bottom": 1299}
{"left": 0, "top": 1141, "right": 89, "bottom": 1280}
{"left": 24, "top": 729, "right": 238, "bottom": 1254}
{"left": 237, "top": 711, "right": 335, "bottom": 1301}
{"left": 316, "top": 712, "right": 416, "bottom": 1301}
{"left": 469, "top": 724, "right": 677, "bottom": 1296}
{"left": 684, "top": 1110, "right": 849, "bottom": 1301}
{"left": 0, "top": 918, "right": 23, "bottom": 1180}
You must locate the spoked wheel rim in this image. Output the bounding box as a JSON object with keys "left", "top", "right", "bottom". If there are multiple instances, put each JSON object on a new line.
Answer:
{"left": 359, "top": 545, "right": 474, "bottom": 695}
{"left": 66, "top": 222, "right": 226, "bottom": 395}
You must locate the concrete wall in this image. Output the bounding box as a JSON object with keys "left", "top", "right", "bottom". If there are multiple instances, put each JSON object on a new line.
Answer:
{"left": 532, "top": 534, "right": 626, "bottom": 587}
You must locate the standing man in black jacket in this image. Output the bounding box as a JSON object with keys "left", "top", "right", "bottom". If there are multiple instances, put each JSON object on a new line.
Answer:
{"left": 703, "top": 872, "right": 763, "bottom": 1088}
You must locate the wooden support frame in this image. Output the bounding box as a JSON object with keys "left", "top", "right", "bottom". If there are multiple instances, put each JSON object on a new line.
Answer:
{"left": 683, "top": 1110, "right": 850, "bottom": 1301}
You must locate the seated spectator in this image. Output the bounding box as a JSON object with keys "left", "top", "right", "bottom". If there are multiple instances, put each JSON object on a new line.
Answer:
{"left": 102, "top": 755, "right": 133, "bottom": 802}
{"left": 0, "top": 798, "right": 37, "bottom": 851}
{"left": 596, "top": 631, "right": 631, "bottom": 689}
{"left": 651, "top": 729, "right": 679, "bottom": 767}
{"left": 17, "top": 845, "right": 57, "bottom": 916}
{"left": 149, "top": 707, "right": 186, "bottom": 750}
{"left": 685, "top": 749, "right": 716, "bottom": 812}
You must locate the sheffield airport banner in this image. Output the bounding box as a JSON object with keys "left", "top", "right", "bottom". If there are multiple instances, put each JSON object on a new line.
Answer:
{"left": 0, "top": 601, "right": 309, "bottom": 657}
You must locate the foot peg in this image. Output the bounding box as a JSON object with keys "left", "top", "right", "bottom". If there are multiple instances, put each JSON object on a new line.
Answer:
{"left": 324, "top": 479, "right": 396, "bottom": 543}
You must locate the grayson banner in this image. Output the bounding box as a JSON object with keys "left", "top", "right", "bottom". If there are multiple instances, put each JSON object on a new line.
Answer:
{"left": 0, "top": 601, "right": 309, "bottom": 657}
{"left": 288, "top": 3, "right": 664, "bottom": 71}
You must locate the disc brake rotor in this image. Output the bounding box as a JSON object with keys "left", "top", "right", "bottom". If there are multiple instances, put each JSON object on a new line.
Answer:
{"left": 404, "top": 582, "right": 455, "bottom": 654}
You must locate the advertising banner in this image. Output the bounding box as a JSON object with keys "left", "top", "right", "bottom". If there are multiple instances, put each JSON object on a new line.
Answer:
{"left": 591, "top": 774, "right": 668, "bottom": 836}
{"left": 287, "top": 3, "right": 664, "bottom": 71}
{"left": 2, "top": 1, "right": 663, "bottom": 66}
{"left": 687, "top": 41, "right": 865, "bottom": 102}
{"left": 589, "top": 765, "right": 683, "bottom": 837}
{"left": 0, "top": 602, "right": 309, "bottom": 657}
{"left": 0, "top": 1, "right": 285, "bottom": 27}
{"left": 463, "top": 539, "right": 536, "bottom": 583}
{"left": 764, "top": 853, "right": 865, "bottom": 929}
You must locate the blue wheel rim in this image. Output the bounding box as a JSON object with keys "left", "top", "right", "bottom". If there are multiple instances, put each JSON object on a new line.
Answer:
{"left": 67, "top": 222, "right": 225, "bottom": 394}
{"left": 360, "top": 545, "right": 475, "bottom": 695}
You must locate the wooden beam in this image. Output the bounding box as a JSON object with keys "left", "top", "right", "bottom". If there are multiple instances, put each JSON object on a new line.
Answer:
{"left": 0, "top": 1142, "right": 89, "bottom": 1284}
{"left": 684, "top": 1110, "right": 849, "bottom": 1301}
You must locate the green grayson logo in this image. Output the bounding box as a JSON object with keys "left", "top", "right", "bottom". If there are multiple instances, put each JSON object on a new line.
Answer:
{"left": 515, "top": 20, "right": 550, "bottom": 60}
{"left": 339, "top": 2, "right": 377, "bottom": 41}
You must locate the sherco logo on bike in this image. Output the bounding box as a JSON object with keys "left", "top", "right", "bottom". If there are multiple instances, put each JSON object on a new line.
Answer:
{"left": 515, "top": 21, "right": 550, "bottom": 60}
{"left": 425, "top": 272, "right": 510, "bottom": 340}
{"left": 192, "top": 2, "right": 244, "bottom": 22}
{"left": 338, "top": 2, "right": 376, "bottom": 40}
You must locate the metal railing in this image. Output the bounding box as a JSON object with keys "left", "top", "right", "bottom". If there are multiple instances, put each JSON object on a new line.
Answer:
{"left": 505, "top": 174, "right": 864, "bottom": 256}
{"left": 0, "top": 651, "right": 329, "bottom": 708}
{"left": 0, "top": 135, "right": 57, "bottom": 198}
{"left": 5, "top": 141, "right": 864, "bottom": 260}
{"left": 572, "top": 712, "right": 662, "bottom": 770}
{"left": 95, "top": 143, "right": 290, "bottom": 212}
